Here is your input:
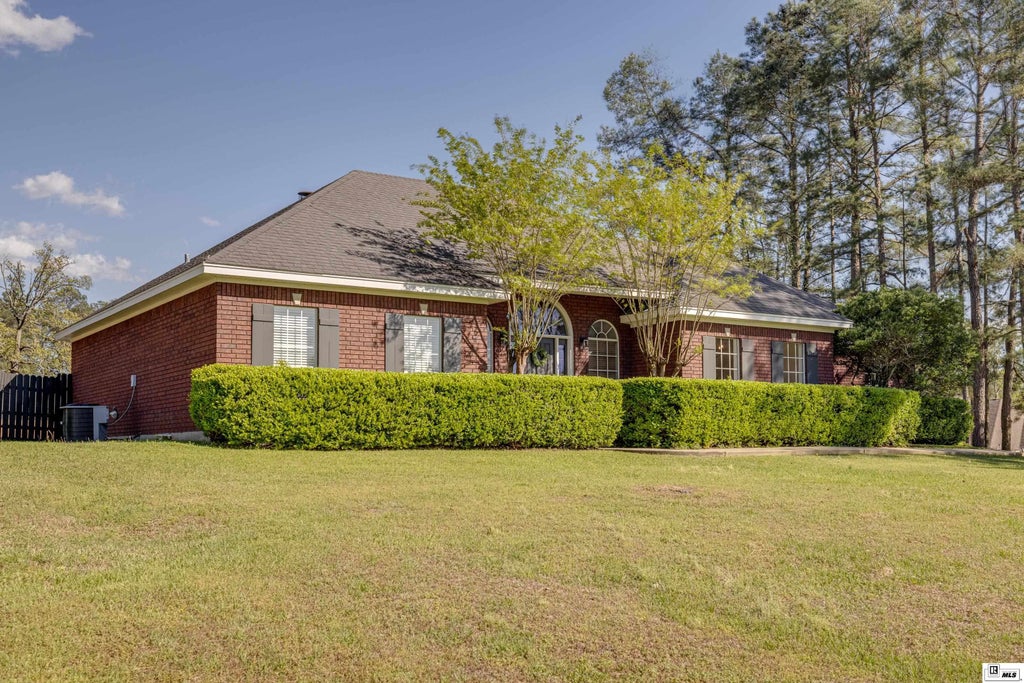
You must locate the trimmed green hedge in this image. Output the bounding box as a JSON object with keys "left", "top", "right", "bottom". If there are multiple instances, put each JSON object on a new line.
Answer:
{"left": 916, "top": 395, "right": 972, "bottom": 445}
{"left": 190, "top": 365, "right": 622, "bottom": 450}
{"left": 619, "top": 379, "right": 921, "bottom": 448}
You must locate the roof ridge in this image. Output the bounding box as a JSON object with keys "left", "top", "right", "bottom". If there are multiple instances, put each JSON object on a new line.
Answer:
{"left": 346, "top": 169, "right": 426, "bottom": 183}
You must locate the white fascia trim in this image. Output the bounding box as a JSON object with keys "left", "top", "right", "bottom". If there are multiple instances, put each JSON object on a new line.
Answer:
{"left": 57, "top": 263, "right": 507, "bottom": 342}
{"left": 57, "top": 264, "right": 211, "bottom": 341}
{"left": 203, "top": 264, "right": 506, "bottom": 302}
{"left": 620, "top": 307, "right": 854, "bottom": 333}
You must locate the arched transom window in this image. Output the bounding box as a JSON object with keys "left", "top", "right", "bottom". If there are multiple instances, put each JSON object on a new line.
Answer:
{"left": 518, "top": 304, "right": 573, "bottom": 375}
{"left": 586, "top": 320, "right": 619, "bottom": 379}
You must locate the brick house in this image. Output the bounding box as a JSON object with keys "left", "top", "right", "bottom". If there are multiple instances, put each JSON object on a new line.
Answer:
{"left": 59, "top": 170, "right": 852, "bottom": 439}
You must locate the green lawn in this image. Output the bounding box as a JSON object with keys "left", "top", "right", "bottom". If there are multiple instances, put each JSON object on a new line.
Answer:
{"left": 1, "top": 443, "right": 1021, "bottom": 681}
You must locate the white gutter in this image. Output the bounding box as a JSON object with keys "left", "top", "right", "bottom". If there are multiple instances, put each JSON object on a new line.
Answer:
{"left": 203, "top": 264, "right": 506, "bottom": 302}
{"left": 57, "top": 263, "right": 506, "bottom": 342}
{"left": 59, "top": 261, "right": 850, "bottom": 342}
{"left": 620, "top": 307, "right": 853, "bottom": 333}
{"left": 57, "top": 263, "right": 210, "bottom": 342}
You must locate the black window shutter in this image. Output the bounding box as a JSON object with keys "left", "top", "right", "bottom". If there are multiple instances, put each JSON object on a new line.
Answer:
{"left": 384, "top": 313, "right": 404, "bottom": 372}
{"left": 442, "top": 317, "right": 462, "bottom": 372}
{"left": 741, "top": 338, "right": 756, "bottom": 381}
{"left": 702, "top": 336, "right": 717, "bottom": 380}
{"left": 805, "top": 342, "right": 819, "bottom": 384}
{"left": 771, "top": 341, "right": 784, "bottom": 383}
{"left": 317, "top": 308, "right": 339, "bottom": 368}
{"left": 251, "top": 303, "right": 275, "bottom": 366}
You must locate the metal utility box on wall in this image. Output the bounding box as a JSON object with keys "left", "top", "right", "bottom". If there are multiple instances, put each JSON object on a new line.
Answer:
{"left": 61, "top": 404, "right": 109, "bottom": 441}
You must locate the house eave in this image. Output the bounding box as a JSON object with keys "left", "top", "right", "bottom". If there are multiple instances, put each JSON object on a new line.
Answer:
{"left": 58, "top": 262, "right": 849, "bottom": 343}
{"left": 619, "top": 308, "right": 854, "bottom": 333}
{"left": 202, "top": 264, "right": 506, "bottom": 303}
{"left": 57, "top": 264, "right": 507, "bottom": 343}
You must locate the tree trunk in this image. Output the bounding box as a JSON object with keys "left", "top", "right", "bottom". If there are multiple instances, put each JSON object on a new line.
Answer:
{"left": 788, "top": 136, "right": 801, "bottom": 288}
{"left": 1002, "top": 279, "right": 1015, "bottom": 450}
{"left": 921, "top": 127, "right": 937, "bottom": 293}
{"left": 1005, "top": 100, "right": 1022, "bottom": 450}
{"left": 871, "top": 125, "right": 887, "bottom": 288}
{"left": 514, "top": 349, "right": 529, "bottom": 375}
{"left": 967, "top": 102, "right": 986, "bottom": 446}
{"left": 12, "top": 325, "right": 23, "bottom": 374}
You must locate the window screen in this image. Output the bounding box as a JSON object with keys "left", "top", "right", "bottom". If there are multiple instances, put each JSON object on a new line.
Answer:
{"left": 783, "top": 341, "right": 806, "bottom": 383}
{"left": 715, "top": 337, "right": 740, "bottom": 380}
{"left": 273, "top": 306, "right": 316, "bottom": 367}
{"left": 404, "top": 315, "right": 441, "bottom": 373}
{"left": 586, "top": 320, "right": 620, "bottom": 379}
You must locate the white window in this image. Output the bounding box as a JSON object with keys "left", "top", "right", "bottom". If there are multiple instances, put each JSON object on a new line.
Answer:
{"left": 586, "top": 320, "right": 619, "bottom": 379}
{"left": 273, "top": 306, "right": 317, "bottom": 367}
{"left": 715, "top": 337, "right": 740, "bottom": 380}
{"left": 404, "top": 315, "right": 441, "bottom": 373}
{"left": 783, "top": 341, "right": 805, "bottom": 383}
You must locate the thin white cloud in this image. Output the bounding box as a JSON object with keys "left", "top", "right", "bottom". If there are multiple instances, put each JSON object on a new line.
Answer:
{"left": 0, "top": 221, "right": 134, "bottom": 282}
{"left": 66, "top": 253, "right": 133, "bottom": 282}
{"left": 0, "top": 0, "right": 87, "bottom": 54}
{"left": 15, "top": 171, "right": 124, "bottom": 216}
{"left": 13, "top": 220, "right": 87, "bottom": 251}
{"left": 199, "top": 216, "right": 221, "bottom": 228}
{"left": 0, "top": 233, "right": 36, "bottom": 259}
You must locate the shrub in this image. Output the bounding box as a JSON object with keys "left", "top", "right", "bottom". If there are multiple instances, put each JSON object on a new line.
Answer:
{"left": 619, "top": 379, "right": 921, "bottom": 448}
{"left": 190, "top": 365, "right": 622, "bottom": 450}
{"left": 916, "top": 395, "right": 972, "bottom": 445}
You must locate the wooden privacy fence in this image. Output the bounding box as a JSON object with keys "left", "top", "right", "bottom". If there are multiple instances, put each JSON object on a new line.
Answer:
{"left": 0, "top": 372, "right": 72, "bottom": 441}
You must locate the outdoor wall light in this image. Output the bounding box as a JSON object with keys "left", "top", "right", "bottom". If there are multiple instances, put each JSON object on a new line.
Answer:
{"left": 420, "top": 302, "right": 429, "bottom": 314}
{"left": 579, "top": 335, "right": 589, "bottom": 347}
{"left": 724, "top": 327, "right": 731, "bottom": 336}
{"left": 291, "top": 291, "right": 302, "bottom": 305}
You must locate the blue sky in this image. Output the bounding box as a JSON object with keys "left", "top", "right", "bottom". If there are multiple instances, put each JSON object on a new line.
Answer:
{"left": 2, "top": 0, "right": 780, "bottom": 302}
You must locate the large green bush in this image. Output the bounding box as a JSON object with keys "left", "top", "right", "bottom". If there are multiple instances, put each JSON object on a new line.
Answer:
{"left": 619, "top": 379, "right": 921, "bottom": 448}
{"left": 916, "top": 395, "right": 972, "bottom": 446}
{"left": 190, "top": 365, "right": 622, "bottom": 450}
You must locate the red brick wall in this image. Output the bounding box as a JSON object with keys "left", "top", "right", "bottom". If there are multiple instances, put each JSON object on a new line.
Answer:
{"left": 71, "top": 285, "right": 218, "bottom": 437}
{"left": 70, "top": 284, "right": 841, "bottom": 437}
{"left": 486, "top": 295, "right": 837, "bottom": 383}
{"left": 215, "top": 283, "right": 494, "bottom": 371}
{"left": 673, "top": 323, "right": 835, "bottom": 382}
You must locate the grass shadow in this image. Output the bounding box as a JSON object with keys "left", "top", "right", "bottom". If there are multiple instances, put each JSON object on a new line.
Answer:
{"left": 928, "top": 450, "right": 1024, "bottom": 470}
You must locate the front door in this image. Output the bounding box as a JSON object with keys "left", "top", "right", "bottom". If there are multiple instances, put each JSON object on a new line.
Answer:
{"left": 527, "top": 336, "right": 568, "bottom": 375}
{"left": 513, "top": 305, "right": 572, "bottom": 376}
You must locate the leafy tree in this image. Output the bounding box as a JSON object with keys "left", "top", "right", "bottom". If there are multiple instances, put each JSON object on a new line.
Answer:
{"left": 940, "top": 0, "right": 1020, "bottom": 444}
{"left": 588, "top": 150, "right": 753, "bottom": 376}
{"left": 836, "top": 287, "right": 976, "bottom": 395}
{"left": 598, "top": 0, "right": 1024, "bottom": 442}
{"left": 416, "top": 117, "right": 602, "bottom": 373}
{"left": 728, "top": 2, "right": 831, "bottom": 290}
{"left": 0, "top": 242, "right": 92, "bottom": 374}
{"left": 599, "top": 52, "right": 710, "bottom": 163}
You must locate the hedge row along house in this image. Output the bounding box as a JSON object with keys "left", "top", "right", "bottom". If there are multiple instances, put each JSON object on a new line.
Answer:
{"left": 59, "top": 171, "right": 853, "bottom": 439}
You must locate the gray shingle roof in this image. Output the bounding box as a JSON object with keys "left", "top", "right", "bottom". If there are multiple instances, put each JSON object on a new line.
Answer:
{"left": 96, "top": 169, "right": 846, "bottom": 325}
{"left": 722, "top": 271, "right": 845, "bottom": 322}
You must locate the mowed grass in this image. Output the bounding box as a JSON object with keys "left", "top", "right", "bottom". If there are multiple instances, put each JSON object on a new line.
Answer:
{"left": 1, "top": 443, "right": 1022, "bottom": 681}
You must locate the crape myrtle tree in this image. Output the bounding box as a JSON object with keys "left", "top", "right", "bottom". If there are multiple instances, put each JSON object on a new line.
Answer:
{"left": 0, "top": 242, "right": 92, "bottom": 375}
{"left": 588, "top": 149, "right": 753, "bottom": 376}
{"left": 416, "top": 117, "right": 603, "bottom": 374}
